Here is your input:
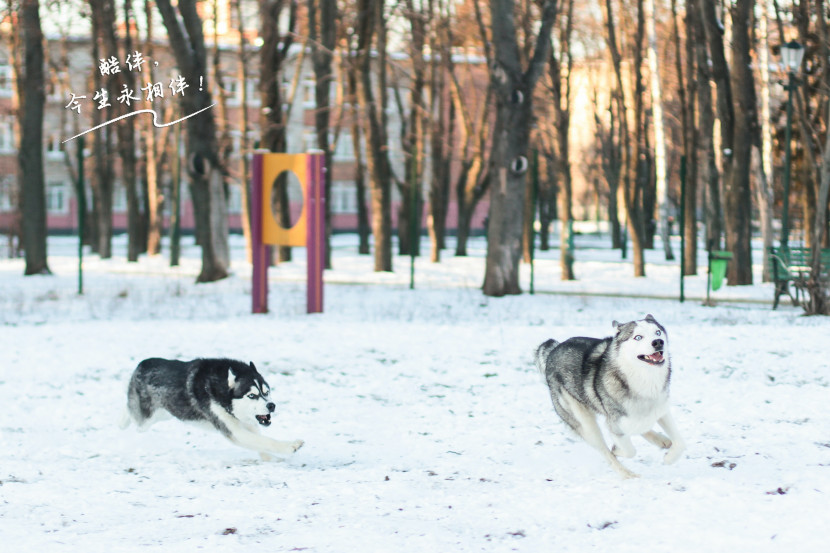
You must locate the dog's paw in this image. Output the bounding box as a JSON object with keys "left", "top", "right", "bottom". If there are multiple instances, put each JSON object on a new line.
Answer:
{"left": 611, "top": 444, "right": 635, "bottom": 458}
{"left": 290, "top": 439, "right": 304, "bottom": 453}
{"left": 663, "top": 443, "right": 686, "bottom": 465}
{"left": 643, "top": 430, "right": 672, "bottom": 449}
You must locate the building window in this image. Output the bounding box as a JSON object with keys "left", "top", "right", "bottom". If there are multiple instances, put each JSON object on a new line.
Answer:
{"left": 46, "top": 133, "right": 64, "bottom": 159}
{"left": 113, "top": 181, "right": 127, "bottom": 213}
{"left": 0, "top": 175, "right": 15, "bottom": 212}
{"left": 333, "top": 131, "right": 354, "bottom": 161}
{"left": 0, "top": 115, "right": 14, "bottom": 153}
{"left": 46, "top": 181, "right": 69, "bottom": 214}
{"left": 0, "top": 65, "right": 12, "bottom": 98}
{"left": 228, "top": 182, "right": 242, "bottom": 214}
{"left": 331, "top": 181, "right": 358, "bottom": 214}
{"left": 302, "top": 80, "right": 316, "bottom": 107}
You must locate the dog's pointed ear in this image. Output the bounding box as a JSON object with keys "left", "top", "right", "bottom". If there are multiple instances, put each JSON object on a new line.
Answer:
{"left": 612, "top": 320, "right": 621, "bottom": 332}
{"left": 645, "top": 314, "right": 656, "bottom": 323}
{"left": 249, "top": 361, "right": 256, "bottom": 371}
{"left": 227, "top": 368, "right": 237, "bottom": 389}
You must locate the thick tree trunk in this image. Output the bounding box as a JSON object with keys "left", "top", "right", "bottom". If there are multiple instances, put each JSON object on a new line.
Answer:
{"left": 356, "top": 0, "right": 393, "bottom": 271}
{"left": 483, "top": 0, "right": 557, "bottom": 296}
{"left": 723, "top": 0, "right": 754, "bottom": 285}
{"left": 678, "top": 0, "right": 697, "bottom": 275}
{"left": 156, "top": 0, "right": 229, "bottom": 282}
{"left": 19, "top": 0, "right": 50, "bottom": 275}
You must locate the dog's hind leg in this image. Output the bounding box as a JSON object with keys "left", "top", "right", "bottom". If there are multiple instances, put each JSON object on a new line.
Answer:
{"left": 610, "top": 434, "right": 636, "bottom": 458}
{"left": 657, "top": 409, "right": 686, "bottom": 465}
{"left": 558, "top": 391, "right": 639, "bottom": 479}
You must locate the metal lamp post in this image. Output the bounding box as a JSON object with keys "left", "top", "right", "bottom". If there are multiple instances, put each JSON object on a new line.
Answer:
{"left": 780, "top": 40, "right": 804, "bottom": 250}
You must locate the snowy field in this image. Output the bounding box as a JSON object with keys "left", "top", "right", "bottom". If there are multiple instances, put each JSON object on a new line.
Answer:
{"left": 1, "top": 232, "right": 829, "bottom": 552}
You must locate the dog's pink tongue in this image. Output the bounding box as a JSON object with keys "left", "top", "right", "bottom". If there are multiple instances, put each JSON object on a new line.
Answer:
{"left": 651, "top": 352, "right": 664, "bottom": 363}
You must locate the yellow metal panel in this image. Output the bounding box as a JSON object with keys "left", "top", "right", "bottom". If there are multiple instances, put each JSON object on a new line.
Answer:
{"left": 261, "top": 153, "right": 308, "bottom": 246}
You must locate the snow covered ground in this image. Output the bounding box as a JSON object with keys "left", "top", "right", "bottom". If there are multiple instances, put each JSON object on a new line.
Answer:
{"left": 1, "top": 233, "right": 829, "bottom": 552}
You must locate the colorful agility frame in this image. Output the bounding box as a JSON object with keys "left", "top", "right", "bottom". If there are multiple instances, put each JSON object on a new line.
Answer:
{"left": 251, "top": 152, "right": 325, "bottom": 314}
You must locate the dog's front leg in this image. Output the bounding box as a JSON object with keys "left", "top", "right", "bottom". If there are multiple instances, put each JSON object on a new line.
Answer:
{"left": 226, "top": 428, "right": 304, "bottom": 457}
{"left": 657, "top": 410, "right": 685, "bottom": 465}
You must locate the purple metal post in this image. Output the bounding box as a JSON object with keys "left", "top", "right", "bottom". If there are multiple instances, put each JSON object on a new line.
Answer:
{"left": 306, "top": 153, "right": 326, "bottom": 313}
{"left": 251, "top": 154, "right": 269, "bottom": 314}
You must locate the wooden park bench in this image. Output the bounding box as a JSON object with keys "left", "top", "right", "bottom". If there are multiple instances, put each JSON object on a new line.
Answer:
{"left": 768, "top": 246, "right": 830, "bottom": 309}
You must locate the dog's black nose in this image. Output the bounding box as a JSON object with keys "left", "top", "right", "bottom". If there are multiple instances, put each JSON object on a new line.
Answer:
{"left": 266, "top": 402, "right": 275, "bottom": 412}
{"left": 652, "top": 338, "right": 664, "bottom": 350}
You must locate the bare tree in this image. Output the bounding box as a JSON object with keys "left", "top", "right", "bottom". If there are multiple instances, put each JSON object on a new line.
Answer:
{"left": 723, "top": 0, "right": 755, "bottom": 285}
{"left": 548, "top": 0, "right": 573, "bottom": 280}
{"left": 355, "top": 0, "right": 395, "bottom": 271}
{"left": 482, "top": 0, "right": 558, "bottom": 296}
{"left": 156, "top": 0, "right": 230, "bottom": 282}
{"left": 424, "top": 0, "right": 453, "bottom": 262}
{"left": 18, "top": 0, "right": 50, "bottom": 274}
{"left": 89, "top": 0, "right": 142, "bottom": 262}
{"left": 452, "top": 0, "right": 492, "bottom": 257}
{"left": 645, "top": 0, "right": 673, "bottom": 261}
{"left": 144, "top": 0, "right": 162, "bottom": 255}
{"left": 308, "top": 0, "right": 337, "bottom": 268}
{"left": 603, "top": 0, "right": 646, "bottom": 276}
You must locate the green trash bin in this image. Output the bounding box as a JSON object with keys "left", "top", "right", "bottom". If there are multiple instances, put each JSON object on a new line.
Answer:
{"left": 707, "top": 250, "right": 733, "bottom": 302}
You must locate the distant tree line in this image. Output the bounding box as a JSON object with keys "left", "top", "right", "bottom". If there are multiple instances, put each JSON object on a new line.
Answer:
{"left": 5, "top": 0, "right": 830, "bottom": 311}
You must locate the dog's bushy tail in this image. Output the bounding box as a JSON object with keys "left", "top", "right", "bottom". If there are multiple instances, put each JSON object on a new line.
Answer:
{"left": 534, "top": 339, "right": 559, "bottom": 377}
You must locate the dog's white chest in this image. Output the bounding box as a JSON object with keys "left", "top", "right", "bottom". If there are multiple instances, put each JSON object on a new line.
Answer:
{"left": 616, "top": 398, "right": 668, "bottom": 435}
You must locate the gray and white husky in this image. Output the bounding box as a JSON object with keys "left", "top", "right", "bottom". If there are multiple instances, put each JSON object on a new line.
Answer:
{"left": 535, "top": 315, "right": 685, "bottom": 478}
{"left": 120, "top": 358, "right": 304, "bottom": 460}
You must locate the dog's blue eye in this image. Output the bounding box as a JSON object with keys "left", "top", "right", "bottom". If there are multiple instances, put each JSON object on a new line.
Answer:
{"left": 247, "top": 393, "right": 257, "bottom": 399}
{"left": 634, "top": 335, "right": 643, "bottom": 341}
{"left": 656, "top": 330, "right": 662, "bottom": 336}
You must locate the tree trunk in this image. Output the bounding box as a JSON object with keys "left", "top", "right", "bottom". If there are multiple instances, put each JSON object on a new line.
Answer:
{"left": 723, "top": 0, "right": 754, "bottom": 285}
{"left": 144, "top": 0, "right": 162, "bottom": 256}
{"left": 156, "top": 0, "right": 229, "bottom": 282}
{"left": 756, "top": 0, "right": 774, "bottom": 282}
{"left": 356, "top": 0, "right": 393, "bottom": 271}
{"left": 308, "top": 0, "right": 336, "bottom": 268}
{"left": 645, "top": 0, "right": 674, "bottom": 261}
{"left": 428, "top": 8, "right": 452, "bottom": 262}
{"left": 676, "top": 0, "right": 697, "bottom": 275}
{"left": 232, "top": 0, "right": 253, "bottom": 263}
{"left": 700, "top": 0, "right": 732, "bottom": 255}
{"left": 90, "top": 0, "right": 141, "bottom": 262}
{"left": 550, "top": 0, "right": 574, "bottom": 280}
{"left": 259, "top": 0, "right": 296, "bottom": 264}
{"left": 19, "top": 0, "right": 50, "bottom": 275}
{"left": 483, "top": 0, "right": 558, "bottom": 296}
{"left": 604, "top": 0, "right": 645, "bottom": 276}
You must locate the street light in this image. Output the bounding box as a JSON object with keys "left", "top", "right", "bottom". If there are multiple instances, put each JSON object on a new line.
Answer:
{"left": 780, "top": 40, "right": 804, "bottom": 250}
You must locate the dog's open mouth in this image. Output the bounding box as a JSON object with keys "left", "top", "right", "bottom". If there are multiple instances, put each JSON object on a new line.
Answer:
{"left": 638, "top": 351, "right": 665, "bottom": 365}
{"left": 255, "top": 414, "right": 272, "bottom": 427}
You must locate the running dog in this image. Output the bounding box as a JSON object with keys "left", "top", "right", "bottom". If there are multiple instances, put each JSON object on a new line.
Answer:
{"left": 535, "top": 315, "right": 685, "bottom": 478}
{"left": 120, "top": 357, "right": 304, "bottom": 460}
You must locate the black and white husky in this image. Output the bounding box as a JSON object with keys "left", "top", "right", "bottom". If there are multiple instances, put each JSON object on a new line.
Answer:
{"left": 120, "top": 358, "right": 304, "bottom": 460}
{"left": 535, "top": 315, "right": 685, "bottom": 479}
